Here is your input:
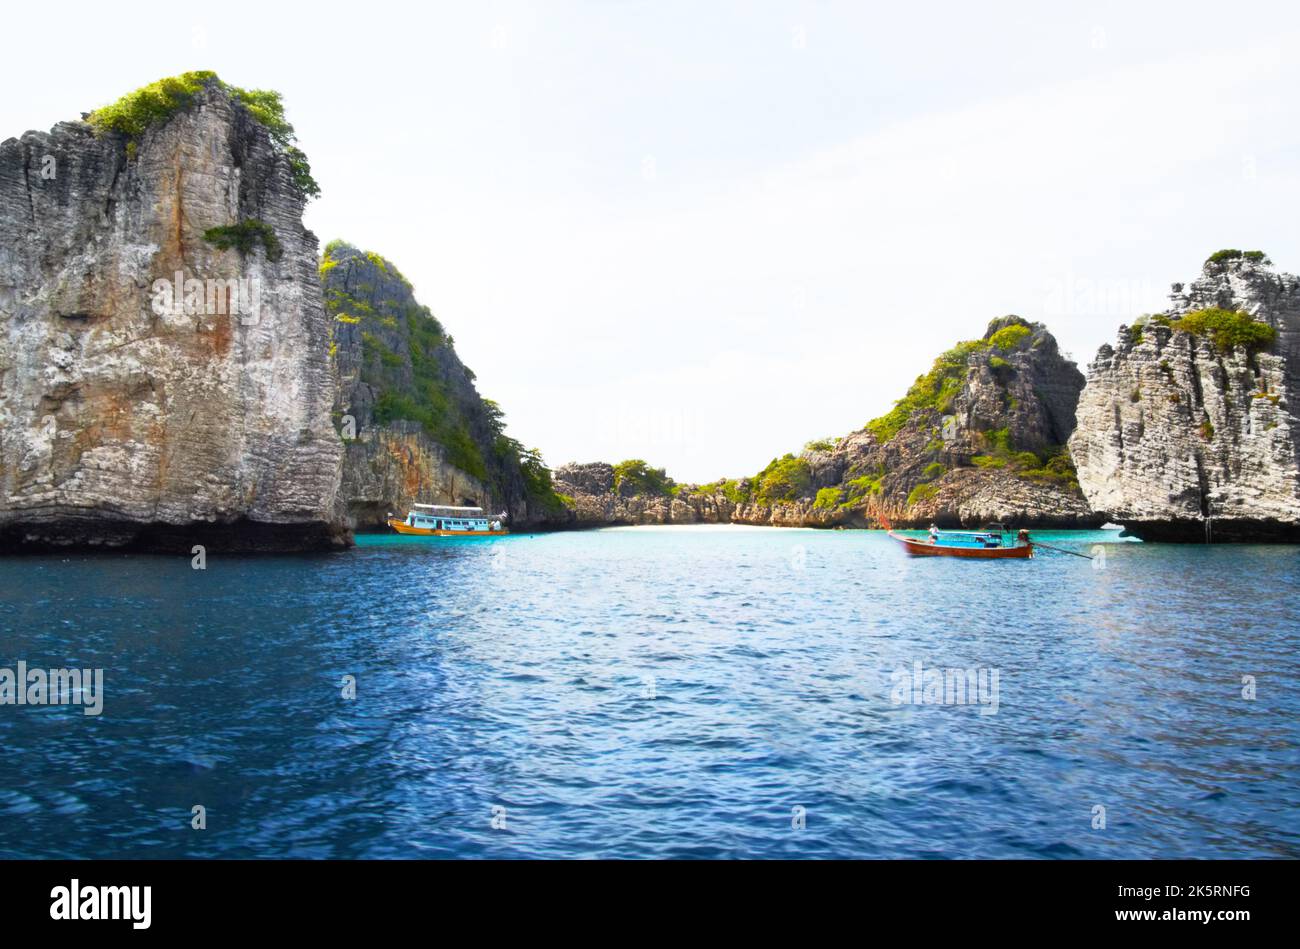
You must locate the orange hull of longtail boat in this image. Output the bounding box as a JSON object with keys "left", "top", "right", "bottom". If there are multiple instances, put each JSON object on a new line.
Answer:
{"left": 887, "top": 531, "right": 1034, "bottom": 559}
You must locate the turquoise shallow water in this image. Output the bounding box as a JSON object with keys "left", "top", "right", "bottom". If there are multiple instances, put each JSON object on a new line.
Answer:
{"left": 1, "top": 526, "right": 1297, "bottom": 858}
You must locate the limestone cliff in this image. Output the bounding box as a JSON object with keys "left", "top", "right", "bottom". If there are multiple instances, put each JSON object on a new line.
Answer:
{"left": 0, "top": 74, "right": 344, "bottom": 552}
{"left": 322, "top": 242, "right": 566, "bottom": 530}
{"left": 1070, "top": 251, "right": 1300, "bottom": 541}
{"left": 555, "top": 317, "right": 1099, "bottom": 529}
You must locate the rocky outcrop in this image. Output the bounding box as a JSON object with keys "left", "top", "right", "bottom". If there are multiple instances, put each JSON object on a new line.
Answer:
{"left": 0, "top": 77, "right": 344, "bottom": 552}
{"left": 555, "top": 317, "right": 1101, "bottom": 529}
{"left": 821, "top": 315, "right": 1098, "bottom": 528}
{"left": 553, "top": 462, "right": 706, "bottom": 526}
{"left": 1070, "top": 252, "right": 1300, "bottom": 541}
{"left": 323, "top": 242, "right": 567, "bottom": 530}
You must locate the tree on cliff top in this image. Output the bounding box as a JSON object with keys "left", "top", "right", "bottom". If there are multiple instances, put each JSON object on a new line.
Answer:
{"left": 1171, "top": 307, "right": 1276, "bottom": 355}
{"left": 86, "top": 71, "right": 319, "bottom": 198}
{"left": 1204, "top": 249, "right": 1271, "bottom": 269}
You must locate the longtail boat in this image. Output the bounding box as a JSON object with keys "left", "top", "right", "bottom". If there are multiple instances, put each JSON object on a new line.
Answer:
{"left": 885, "top": 520, "right": 1034, "bottom": 559}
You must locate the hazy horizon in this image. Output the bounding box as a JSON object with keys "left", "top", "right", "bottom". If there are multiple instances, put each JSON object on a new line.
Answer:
{"left": 3, "top": 1, "right": 1298, "bottom": 482}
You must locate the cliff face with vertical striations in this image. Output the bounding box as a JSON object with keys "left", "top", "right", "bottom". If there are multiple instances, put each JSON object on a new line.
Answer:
{"left": 322, "top": 242, "right": 567, "bottom": 530}
{"left": 554, "top": 316, "right": 1100, "bottom": 529}
{"left": 1070, "top": 252, "right": 1300, "bottom": 541}
{"left": 0, "top": 76, "right": 345, "bottom": 551}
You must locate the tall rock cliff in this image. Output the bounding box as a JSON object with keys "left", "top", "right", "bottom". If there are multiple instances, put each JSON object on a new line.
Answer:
{"left": 322, "top": 242, "right": 566, "bottom": 529}
{"left": 555, "top": 317, "right": 1099, "bottom": 528}
{"left": 1070, "top": 251, "right": 1300, "bottom": 541}
{"left": 0, "top": 73, "right": 344, "bottom": 552}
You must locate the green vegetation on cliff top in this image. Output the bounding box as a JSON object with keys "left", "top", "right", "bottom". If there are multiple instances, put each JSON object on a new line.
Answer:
{"left": 86, "top": 71, "right": 320, "bottom": 198}
{"left": 86, "top": 71, "right": 214, "bottom": 138}
{"left": 1170, "top": 307, "right": 1275, "bottom": 355}
{"left": 865, "top": 317, "right": 1036, "bottom": 445}
{"left": 986, "top": 322, "right": 1032, "bottom": 351}
{"left": 1205, "top": 249, "right": 1271, "bottom": 268}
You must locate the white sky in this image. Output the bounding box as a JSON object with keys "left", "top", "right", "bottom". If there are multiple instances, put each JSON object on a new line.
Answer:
{"left": 3, "top": 1, "right": 1298, "bottom": 482}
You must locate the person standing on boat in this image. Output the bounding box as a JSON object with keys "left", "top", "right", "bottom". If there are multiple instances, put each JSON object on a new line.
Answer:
{"left": 928, "top": 523, "right": 940, "bottom": 544}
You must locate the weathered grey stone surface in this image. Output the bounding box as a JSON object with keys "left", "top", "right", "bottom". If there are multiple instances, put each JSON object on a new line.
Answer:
{"left": 0, "top": 83, "right": 344, "bottom": 551}
{"left": 1070, "top": 256, "right": 1300, "bottom": 541}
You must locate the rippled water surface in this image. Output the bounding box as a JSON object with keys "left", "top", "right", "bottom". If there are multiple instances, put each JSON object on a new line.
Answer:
{"left": 1, "top": 526, "right": 1297, "bottom": 858}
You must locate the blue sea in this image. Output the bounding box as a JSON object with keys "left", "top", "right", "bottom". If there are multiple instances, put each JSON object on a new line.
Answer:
{"left": 1, "top": 526, "right": 1297, "bottom": 859}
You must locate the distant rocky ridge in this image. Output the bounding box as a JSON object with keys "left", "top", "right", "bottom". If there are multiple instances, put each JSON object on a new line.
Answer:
{"left": 1070, "top": 251, "right": 1300, "bottom": 541}
{"left": 555, "top": 317, "right": 1101, "bottom": 530}
{"left": 323, "top": 242, "right": 567, "bottom": 530}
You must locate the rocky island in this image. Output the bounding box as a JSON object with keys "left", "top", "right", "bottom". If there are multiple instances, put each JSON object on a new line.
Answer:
{"left": 1070, "top": 251, "right": 1300, "bottom": 541}
{"left": 3, "top": 71, "right": 1298, "bottom": 549}
{"left": 554, "top": 316, "right": 1100, "bottom": 530}
{"left": 0, "top": 73, "right": 344, "bottom": 552}
{"left": 0, "top": 72, "right": 564, "bottom": 552}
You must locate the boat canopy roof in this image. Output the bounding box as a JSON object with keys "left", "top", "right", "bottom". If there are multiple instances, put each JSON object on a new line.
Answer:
{"left": 412, "top": 504, "right": 485, "bottom": 514}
